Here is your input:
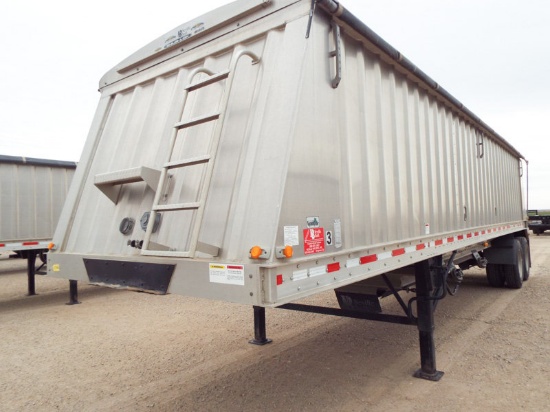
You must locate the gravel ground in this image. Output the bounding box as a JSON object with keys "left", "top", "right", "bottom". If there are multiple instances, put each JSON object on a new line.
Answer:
{"left": 1, "top": 234, "right": 549, "bottom": 411}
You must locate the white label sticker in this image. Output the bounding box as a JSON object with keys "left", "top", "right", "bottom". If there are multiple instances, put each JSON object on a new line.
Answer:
{"left": 334, "top": 219, "right": 342, "bottom": 248}
{"left": 284, "top": 226, "right": 300, "bottom": 246}
{"left": 209, "top": 264, "right": 244, "bottom": 285}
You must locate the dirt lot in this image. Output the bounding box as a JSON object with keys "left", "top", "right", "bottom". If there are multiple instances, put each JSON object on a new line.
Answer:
{"left": 1, "top": 234, "right": 549, "bottom": 411}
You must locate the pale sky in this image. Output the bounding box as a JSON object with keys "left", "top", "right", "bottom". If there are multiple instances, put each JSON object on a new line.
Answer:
{"left": 1, "top": 0, "right": 549, "bottom": 208}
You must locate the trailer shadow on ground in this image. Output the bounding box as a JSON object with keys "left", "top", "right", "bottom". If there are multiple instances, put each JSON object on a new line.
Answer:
{"left": 0, "top": 282, "right": 120, "bottom": 314}
{"left": 130, "top": 268, "right": 541, "bottom": 411}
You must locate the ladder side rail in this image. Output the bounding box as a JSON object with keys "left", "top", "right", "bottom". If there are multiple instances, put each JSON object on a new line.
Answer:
{"left": 186, "top": 49, "right": 261, "bottom": 256}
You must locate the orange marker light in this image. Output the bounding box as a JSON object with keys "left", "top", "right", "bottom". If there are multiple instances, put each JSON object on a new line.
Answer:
{"left": 250, "top": 246, "right": 263, "bottom": 259}
{"left": 283, "top": 245, "right": 293, "bottom": 258}
{"left": 48, "top": 242, "right": 55, "bottom": 250}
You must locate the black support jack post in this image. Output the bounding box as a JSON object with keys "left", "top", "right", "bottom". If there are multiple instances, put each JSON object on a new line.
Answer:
{"left": 66, "top": 280, "right": 80, "bottom": 305}
{"left": 249, "top": 306, "right": 272, "bottom": 345}
{"left": 26, "top": 250, "right": 37, "bottom": 296}
{"left": 413, "top": 258, "right": 444, "bottom": 381}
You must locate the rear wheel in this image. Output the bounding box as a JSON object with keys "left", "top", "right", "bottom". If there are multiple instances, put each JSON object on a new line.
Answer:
{"left": 486, "top": 263, "right": 505, "bottom": 287}
{"left": 504, "top": 238, "right": 524, "bottom": 289}
{"left": 517, "top": 237, "right": 530, "bottom": 281}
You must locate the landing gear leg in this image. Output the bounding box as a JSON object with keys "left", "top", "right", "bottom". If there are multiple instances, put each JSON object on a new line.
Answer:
{"left": 413, "top": 258, "right": 444, "bottom": 381}
{"left": 66, "top": 280, "right": 80, "bottom": 305}
{"left": 249, "top": 306, "right": 272, "bottom": 345}
{"left": 26, "top": 250, "right": 37, "bottom": 296}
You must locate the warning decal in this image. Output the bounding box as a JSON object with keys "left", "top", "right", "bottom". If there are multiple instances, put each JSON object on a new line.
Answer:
{"left": 303, "top": 228, "right": 325, "bottom": 255}
{"left": 209, "top": 264, "right": 245, "bottom": 285}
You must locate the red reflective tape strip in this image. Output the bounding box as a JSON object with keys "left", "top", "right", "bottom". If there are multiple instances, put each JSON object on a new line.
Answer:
{"left": 467, "top": 233, "right": 472, "bottom": 238}
{"left": 276, "top": 274, "right": 283, "bottom": 286}
{"left": 481, "top": 230, "right": 486, "bottom": 235}
{"left": 360, "top": 254, "right": 377, "bottom": 264}
{"left": 435, "top": 239, "right": 443, "bottom": 246}
{"left": 327, "top": 262, "right": 340, "bottom": 273}
{"left": 392, "top": 248, "right": 405, "bottom": 257}
{"left": 416, "top": 244, "right": 426, "bottom": 250}
{"left": 22, "top": 242, "right": 39, "bottom": 246}
{"left": 474, "top": 232, "right": 480, "bottom": 236}
{"left": 457, "top": 235, "right": 464, "bottom": 240}
{"left": 0, "top": 243, "right": 5, "bottom": 247}
{"left": 447, "top": 237, "right": 454, "bottom": 243}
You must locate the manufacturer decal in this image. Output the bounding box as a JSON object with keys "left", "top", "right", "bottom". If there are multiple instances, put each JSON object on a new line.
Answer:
{"left": 155, "top": 22, "right": 207, "bottom": 52}
{"left": 306, "top": 216, "right": 320, "bottom": 228}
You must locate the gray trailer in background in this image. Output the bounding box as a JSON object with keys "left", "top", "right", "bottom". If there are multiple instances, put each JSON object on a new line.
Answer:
{"left": 0, "top": 155, "right": 76, "bottom": 294}
{"left": 48, "top": 0, "right": 529, "bottom": 379}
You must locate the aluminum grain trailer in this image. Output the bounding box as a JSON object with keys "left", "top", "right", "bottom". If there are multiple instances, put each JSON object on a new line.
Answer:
{"left": 48, "top": 0, "right": 529, "bottom": 379}
{"left": 0, "top": 155, "right": 76, "bottom": 294}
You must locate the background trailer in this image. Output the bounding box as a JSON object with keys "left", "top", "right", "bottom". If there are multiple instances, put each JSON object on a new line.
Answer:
{"left": 48, "top": 0, "right": 529, "bottom": 380}
{"left": 0, "top": 155, "right": 76, "bottom": 294}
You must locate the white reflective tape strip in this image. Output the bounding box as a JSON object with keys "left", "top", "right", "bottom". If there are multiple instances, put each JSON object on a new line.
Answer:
{"left": 291, "top": 269, "right": 308, "bottom": 281}
{"left": 309, "top": 266, "right": 327, "bottom": 277}
{"left": 346, "top": 258, "right": 360, "bottom": 268}
{"left": 377, "top": 251, "right": 392, "bottom": 260}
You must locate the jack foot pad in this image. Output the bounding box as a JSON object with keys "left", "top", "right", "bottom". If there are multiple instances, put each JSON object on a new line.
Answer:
{"left": 413, "top": 368, "right": 444, "bottom": 381}
{"left": 248, "top": 338, "right": 273, "bottom": 346}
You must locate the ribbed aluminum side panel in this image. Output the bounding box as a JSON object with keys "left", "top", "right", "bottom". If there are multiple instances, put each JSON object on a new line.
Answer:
{"left": 0, "top": 161, "right": 75, "bottom": 242}
{"left": 275, "top": 12, "right": 523, "bottom": 256}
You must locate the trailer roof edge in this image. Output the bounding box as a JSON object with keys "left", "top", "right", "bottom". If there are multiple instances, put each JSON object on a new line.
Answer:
{"left": 0, "top": 154, "right": 77, "bottom": 169}
{"left": 318, "top": 0, "right": 525, "bottom": 161}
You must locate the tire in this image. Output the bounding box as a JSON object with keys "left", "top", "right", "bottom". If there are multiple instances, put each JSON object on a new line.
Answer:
{"left": 518, "top": 237, "right": 530, "bottom": 281}
{"left": 39, "top": 251, "right": 48, "bottom": 264}
{"left": 504, "top": 238, "right": 524, "bottom": 289}
{"left": 486, "top": 263, "right": 505, "bottom": 287}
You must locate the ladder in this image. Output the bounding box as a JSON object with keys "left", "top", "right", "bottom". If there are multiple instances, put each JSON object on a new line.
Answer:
{"left": 141, "top": 49, "right": 260, "bottom": 258}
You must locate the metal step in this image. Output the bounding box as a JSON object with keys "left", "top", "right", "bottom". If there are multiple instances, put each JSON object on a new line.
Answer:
{"left": 94, "top": 166, "right": 161, "bottom": 204}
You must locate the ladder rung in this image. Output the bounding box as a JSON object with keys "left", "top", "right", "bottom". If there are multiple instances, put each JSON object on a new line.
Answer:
{"left": 154, "top": 202, "right": 200, "bottom": 212}
{"left": 185, "top": 70, "right": 230, "bottom": 92}
{"left": 174, "top": 113, "right": 219, "bottom": 130}
{"left": 164, "top": 155, "right": 210, "bottom": 170}
{"left": 140, "top": 242, "right": 219, "bottom": 258}
{"left": 141, "top": 250, "right": 192, "bottom": 258}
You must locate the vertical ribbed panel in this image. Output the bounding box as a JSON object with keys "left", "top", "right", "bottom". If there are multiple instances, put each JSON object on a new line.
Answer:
{"left": 0, "top": 161, "right": 74, "bottom": 242}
